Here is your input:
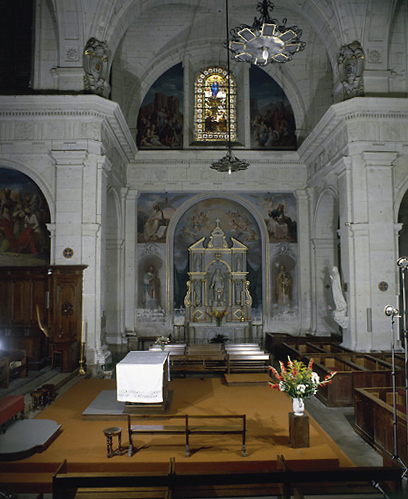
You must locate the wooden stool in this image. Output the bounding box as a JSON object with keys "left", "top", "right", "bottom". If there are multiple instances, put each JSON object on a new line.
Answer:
{"left": 42, "top": 384, "right": 57, "bottom": 404}
{"left": 289, "top": 412, "right": 310, "bottom": 448}
{"left": 103, "top": 426, "right": 123, "bottom": 458}
{"left": 31, "top": 389, "right": 44, "bottom": 410}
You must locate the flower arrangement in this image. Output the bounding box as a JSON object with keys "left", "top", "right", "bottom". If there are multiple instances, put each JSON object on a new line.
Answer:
{"left": 208, "top": 308, "right": 227, "bottom": 326}
{"left": 155, "top": 335, "right": 170, "bottom": 350}
{"left": 269, "top": 357, "right": 336, "bottom": 399}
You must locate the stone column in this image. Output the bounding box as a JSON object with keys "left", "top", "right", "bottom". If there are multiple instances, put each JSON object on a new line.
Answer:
{"left": 296, "top": 189, "right": 312, "bottom": 333}
{"left": 338, "top": 152, "right": 398, "bottom": 350}
{"left": 123, "top": 189, "right": 139, "bottom": 337}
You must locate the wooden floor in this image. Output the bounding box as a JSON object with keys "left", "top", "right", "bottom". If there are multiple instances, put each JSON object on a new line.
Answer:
{"left": 15, "top": 375, "right": 354, "bottom": 469}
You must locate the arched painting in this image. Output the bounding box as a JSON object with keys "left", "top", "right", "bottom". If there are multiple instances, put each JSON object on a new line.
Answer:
{"left": 0, "top": 167, "right": 50, "bottom": 266}
{"left": 250, "top": 66, "right": 297, "bottom": 150}
{"left": 173, "top": 197, "right": 262, "bottom": 312}
{"left": 137, "top": 63, "right": 183, "bottom": 149}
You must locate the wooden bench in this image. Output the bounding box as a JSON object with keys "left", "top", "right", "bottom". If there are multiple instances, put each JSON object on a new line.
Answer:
{"left": 0, "top": 395, "right": 24, "bottom": 432}
{"left": 170, "top": 354, "right": 228, "bottom": 375}
{"left": 127, "top": 414, "right": 247, "bottom": 457}
{"left": 227, "top": 353, "right": 271, "bottom": 373}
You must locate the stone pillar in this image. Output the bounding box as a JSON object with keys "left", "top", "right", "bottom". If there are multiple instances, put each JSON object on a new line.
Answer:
{"left": 296, "top": 189, "right": 312, "bottom": 333}
{"left": 51, "top": 149, "right": 88, "bottom": 265}
{"left": 51, "top": 147, "right": 112, "bottom": 366}
{"left": 123, "top": 189, "right": 139, "bottom": 337}
{"left": 338, "top": 152, "right": 398, "bottom": 351}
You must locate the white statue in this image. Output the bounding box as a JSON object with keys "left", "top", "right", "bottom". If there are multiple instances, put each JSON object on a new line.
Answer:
{"left": 330, "top": 266, "right": 348, "bottom": 328}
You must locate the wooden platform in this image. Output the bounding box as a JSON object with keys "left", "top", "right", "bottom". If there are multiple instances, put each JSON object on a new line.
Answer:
{"left": 224, "top": 373, "right": 271, "bottom": 386}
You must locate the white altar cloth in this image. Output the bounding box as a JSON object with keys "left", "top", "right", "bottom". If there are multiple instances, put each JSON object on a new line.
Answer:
{"left": 116, "top": 351, "right": 169, "bottom": 403}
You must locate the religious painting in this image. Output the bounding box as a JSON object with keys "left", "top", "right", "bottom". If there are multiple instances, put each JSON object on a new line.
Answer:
{"left": 137, "top": 193, "right": 189, "bottom": 243}
{"left": 173, "top": 198, "right": 262, "bottom": 312}
{"left": 0, "top": 167, "right": 50, "bottom": 266}
{"left": 137, "top": 63, "right": 183, "bottom": 149}
{"left": 250, "top": 66, "right": 297, "bottom": 149}
{"left": 194, "top": 67, "right": 236, "bottom": 143}
{"left": 244, "top": 192, "right": 297, "bottom": 243}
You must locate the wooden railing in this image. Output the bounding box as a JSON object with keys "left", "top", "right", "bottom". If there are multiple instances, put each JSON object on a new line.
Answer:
{"left": 51, "top": 456, "right": 403, "bottom": 499}
{"left": 127, "top": 414, "right": 247, "bottom": 457}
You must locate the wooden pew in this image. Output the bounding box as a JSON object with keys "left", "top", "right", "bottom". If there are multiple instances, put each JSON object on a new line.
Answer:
{"left": 354, "top": 387, "right": 408, "bottom": 468}
{"left": 300, "top": 354, "right": 404, "bottom": 407}
{"left": 170, "top": 353, "right": 228, "bottom": 375}
{"left": 51, "top": 456, "right": 402, "bottom": 499}
{"left": 227, "top": 352, "right": 271, "bottom": 374}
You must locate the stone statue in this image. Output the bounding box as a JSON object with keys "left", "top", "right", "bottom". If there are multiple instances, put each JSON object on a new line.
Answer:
{"left": 84, "top": 37, "right": 111, "bottom": 98}
{"left": 337, "top": 40, "right": 365, "bottom": 100}
{"left": 210, "top": 268, "right": 224, "bottom": 305}
{"left": 330, "top": 266, "right": 348, "bottom": 328}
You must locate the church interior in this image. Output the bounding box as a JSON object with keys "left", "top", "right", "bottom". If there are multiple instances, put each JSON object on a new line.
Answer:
{"left": 1, "top": 0, "right": 408, "bottom": 497}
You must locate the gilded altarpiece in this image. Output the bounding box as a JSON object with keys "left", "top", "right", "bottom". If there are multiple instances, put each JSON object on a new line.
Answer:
{"left": 184, "top": 221, "right": 252, "bottom": 341}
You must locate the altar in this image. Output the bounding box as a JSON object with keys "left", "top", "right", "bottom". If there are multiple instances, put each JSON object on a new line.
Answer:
{"left": 116, "top": 351, "right": 169, "bottom": 405}
{"left": 183, "top": 219, "right": 253, "bottom": 340}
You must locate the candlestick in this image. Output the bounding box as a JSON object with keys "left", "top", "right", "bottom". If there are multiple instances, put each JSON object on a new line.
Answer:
{"left": 78, "top": 341, "right": 86, "bottom": 376}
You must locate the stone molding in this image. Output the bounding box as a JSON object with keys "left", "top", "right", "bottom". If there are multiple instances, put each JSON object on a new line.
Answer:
{"left": 300, "top": 98, "right": 408, "bottom": 177}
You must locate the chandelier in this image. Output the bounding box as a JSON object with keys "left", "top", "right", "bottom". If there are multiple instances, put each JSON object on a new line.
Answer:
{"left": 228, "top": 0, "right": 306, "bottom": 66}
{"left": 211, "top": 0, "right": 250, "bottom": 174}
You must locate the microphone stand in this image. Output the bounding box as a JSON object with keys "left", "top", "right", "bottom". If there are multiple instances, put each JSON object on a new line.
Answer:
{"left": 385, "top": 306, "right": 405, "bottom": 470}
{"left": 397, "top": 257, "right": 408, "bottom": 480}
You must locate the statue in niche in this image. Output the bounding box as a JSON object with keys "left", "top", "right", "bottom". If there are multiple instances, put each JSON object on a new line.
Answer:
{"left": 84, "top": 37, "right": 111, "bottom": 98}
{"left": 276, "top": 265, "right": 292, "bottom": 306}
{"left": 235, "top": 254, "right": 242, "bottom": 271}
{"left": 330, "top": 266, "right": 348, "bottom": 328}
{"left": 210, "top": 268, "right": 225, "bottom": 305}
{"left": 142, "top": 264, "right": 161, "bottom": 310}
{"left": 194, "top": 254, "right": 202, "bottom": 272}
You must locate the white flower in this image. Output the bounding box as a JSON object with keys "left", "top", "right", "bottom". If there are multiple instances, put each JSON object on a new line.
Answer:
{"left": 311, "top": 372, "right": 320, "bottom": 385}
{"left": 279, "top": 381, "right": 285, "bottom": 392}
{"left": 297, "top": 384, "right": 306, "bottom": 394}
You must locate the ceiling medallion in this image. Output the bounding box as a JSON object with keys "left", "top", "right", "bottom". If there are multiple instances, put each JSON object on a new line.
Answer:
{"left": 228, "top": 0, "right": 306, "bottom": 66}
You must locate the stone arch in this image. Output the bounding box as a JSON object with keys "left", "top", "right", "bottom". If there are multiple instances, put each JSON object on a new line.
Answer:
{"left": 0, "top": 164, "right": 52, "bottom": 265}
{"left": 0, "top": 158, "right": 55, "bottom": 221}
{"left": 312, "top": 188, "right": 341, "bottom": 335}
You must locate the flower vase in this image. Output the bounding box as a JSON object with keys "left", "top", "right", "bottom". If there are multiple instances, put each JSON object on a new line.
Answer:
{"left": 292, "top": 397, "right": 305, "bottom": 415}
{"left": 160, "top": 344, "right": 165, "bottom": 351}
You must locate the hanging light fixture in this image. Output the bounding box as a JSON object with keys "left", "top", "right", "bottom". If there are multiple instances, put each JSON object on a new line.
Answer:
{"left": 228, "top": 0, "right": 306, "bottom": 66}
{"left": 211, "top": 0, "right": 250, "bottom": 174}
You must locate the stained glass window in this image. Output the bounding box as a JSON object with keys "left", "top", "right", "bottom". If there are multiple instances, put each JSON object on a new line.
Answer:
{"left": 195, "top": 67, "right": 236, "bottom": 143}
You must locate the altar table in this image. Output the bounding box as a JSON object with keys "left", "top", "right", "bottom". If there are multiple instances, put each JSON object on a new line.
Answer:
{"left": 116, "top": 351, "right": 169, "bottom": 404}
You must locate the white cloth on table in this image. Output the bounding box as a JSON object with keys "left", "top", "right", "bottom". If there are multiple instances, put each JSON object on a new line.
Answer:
{"left": 116, "top": 351, "right": 169, "bottom": 403}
